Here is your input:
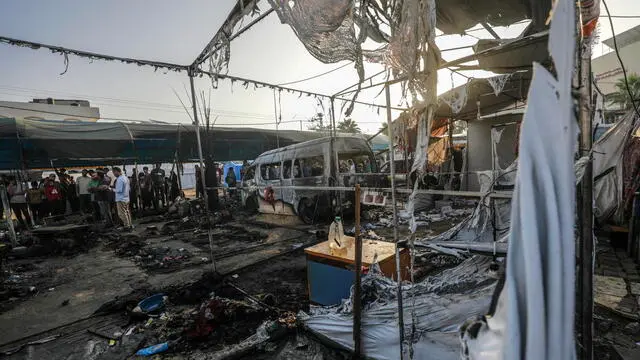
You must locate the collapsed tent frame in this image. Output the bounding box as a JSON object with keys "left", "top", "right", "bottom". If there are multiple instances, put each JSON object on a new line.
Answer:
{"left": 0, "top": 1, "right": 597, "bottom": 358}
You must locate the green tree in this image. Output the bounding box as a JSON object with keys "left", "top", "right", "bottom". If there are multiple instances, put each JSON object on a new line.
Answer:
{"left": 336, "top": 118, "right": 361, "bottom": 133}
{"left": 608, "top": 74, "right": 640, "bottom": 110}
{"left": 378, "top": 122, "right": 389, "bottom": 136}
{"left": 307, "top": 112, "right": 330, "bottom": 132}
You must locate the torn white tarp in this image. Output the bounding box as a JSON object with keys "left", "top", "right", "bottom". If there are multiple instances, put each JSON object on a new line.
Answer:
{"left": 592, "top": 111, "right": 638, "bottom": 223}
{"left": 460, "top": 0, "right": 577, "bottom": 358}
{"left": 302, "top": 256, "right": 497, "bottom": 360}
{"left": 415, "top": 160, "right": 516, "bottom": 249}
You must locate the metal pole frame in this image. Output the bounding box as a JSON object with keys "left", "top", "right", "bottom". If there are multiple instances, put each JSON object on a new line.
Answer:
{"left": 386, "top": 84, "right": 405, "bottom": 360}
{"left": 189, "top": 69, "right": 216, "bottom": 272}
{"left": 1, "top": 184, "right": 17, "bottom": 246}
{"left": 353, "top": 184, "right": 363, "bottom": 357}
{"left": 578, "top": 20, "right": 594, "bottom": 360}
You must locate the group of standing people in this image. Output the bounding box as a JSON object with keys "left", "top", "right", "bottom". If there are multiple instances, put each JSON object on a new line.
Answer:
{"left": 2, "top": 163, "right": 185, "bottom": 231}
{"left": 2, "top": 170, "right": 79, "bottom": 229}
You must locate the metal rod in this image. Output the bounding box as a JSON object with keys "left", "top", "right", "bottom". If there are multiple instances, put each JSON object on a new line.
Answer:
{"left": 229, "top": 184, "right": 514, "bottom": 198}
{"left": 273, "top": 89, "right": 280, "bottom": 148}
{"left": 481, "top": 22, "right": 501, "bottom": 39}
{"left": 0, "top": 184, "right": 17, "bottom": 246}
{"left": 386, "top": 84, "right": 404, "bottom": 360}
{"left": 189, "top": 72, "right": 216, "bottom": 272}
{"left": 578, "top": 26, "right": 594, "bottom": 360}
{"left": 333, "top": 69, "right": 386, "bottom": 97}
{"left": 192, "top": 4, "right": 274, "bottom": 67}
{"left": 194, "top": 69, "right": 410, "bottom": 111}
{"left": 353, "top": 183, "right": 362, "bottom": 358}
{"left": 628, "top": 192, "right": 638, "bottom": 257}
{"left": 0, "top": 35, "right": 188, "bottom": 72}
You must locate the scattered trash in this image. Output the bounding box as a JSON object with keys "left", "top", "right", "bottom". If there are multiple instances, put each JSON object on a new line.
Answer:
{"left": 232, "top": 274, "right": 239, "bottom": 279}
{"left": 48, "top": 287, "right": 55, "bottom": 291}
{"left": 440, "top": 205, "right": 454, "bottom": 217}
{"left": 132, "top": 294, "right": 167, "bottom": 315}
{"left": 291, "top": 243, "right": 304, "bottom": 249}
{"left": 108, "top": 339, "right": 117, "bottom": 346}
{"left": 135, "top": 341, "right": 170, "bottom": 356}
{"left": 623, "top": 322, "right": 640, "bottom": 335}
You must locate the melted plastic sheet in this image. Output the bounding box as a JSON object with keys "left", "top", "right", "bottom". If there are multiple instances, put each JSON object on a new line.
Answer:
{"left": 460, "top": 0, "right": 578, "bottom": 358}
{"left": 301, "top": 256, "right": 497, "bottom": 360}
{"left": 591, "top": 111, "right": 638, "bottom": 223}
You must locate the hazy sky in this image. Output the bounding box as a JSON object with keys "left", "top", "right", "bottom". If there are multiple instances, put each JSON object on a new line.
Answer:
{"left": 0, "top": 0, "right": 638, "bottom": 133}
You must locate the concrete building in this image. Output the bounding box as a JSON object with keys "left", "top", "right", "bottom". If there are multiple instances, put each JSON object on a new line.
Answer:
{"left": 592, "top": 25, "right": 640, "bottom": 122}
{"left": 0, "top": 98, "right": 100, "bottom": 122}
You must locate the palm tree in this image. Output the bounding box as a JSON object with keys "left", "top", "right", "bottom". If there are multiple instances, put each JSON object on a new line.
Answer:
{"left": 378, "top": 122, "right": 389, "bottom": 136}
{"left": 307, "top": 113, "right": 330, "bottom": 132}
{"left": 608, "top": 74, "right": 640, "bottom": 110}
{"left": 336, "top": 118, "right": 361, "bottom": 133}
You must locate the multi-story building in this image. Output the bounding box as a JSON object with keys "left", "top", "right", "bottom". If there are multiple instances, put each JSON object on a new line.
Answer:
{"left": 0, "top": 97, "right": 100, "bottom": 122}
{"left": 592, "top": 25, "right": 640, "bottom": 123}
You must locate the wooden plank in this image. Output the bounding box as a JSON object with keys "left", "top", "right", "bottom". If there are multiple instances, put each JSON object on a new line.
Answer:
{"left": 304, "top": 236, "right": 397, "bottom": 265}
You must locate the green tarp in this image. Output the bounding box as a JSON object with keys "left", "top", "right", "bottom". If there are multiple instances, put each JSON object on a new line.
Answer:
{"left": 0, "top": 118, "right": 388, "bottom": 170}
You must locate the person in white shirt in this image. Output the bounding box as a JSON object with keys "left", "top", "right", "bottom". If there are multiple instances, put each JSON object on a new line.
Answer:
{"left": 7, "top": 178, "right": 31, "bottom": 229}
{"left": 76, "top": 169, "right": 92, "bottom": 215}
{"left": 112, "top": 167, "right": 132, "bottom": 231}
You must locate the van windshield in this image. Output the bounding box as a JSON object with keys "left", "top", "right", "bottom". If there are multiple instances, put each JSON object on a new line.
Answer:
{"left": 338, "top": 152, "right": 375, "bottom": 174}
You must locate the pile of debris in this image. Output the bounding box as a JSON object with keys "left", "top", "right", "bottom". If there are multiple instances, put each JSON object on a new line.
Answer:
{"left": 103, "top": 233, "right": 196, "bottom": 272}
{"left": 94, "top": 291, "right": 295, "bottom": 358}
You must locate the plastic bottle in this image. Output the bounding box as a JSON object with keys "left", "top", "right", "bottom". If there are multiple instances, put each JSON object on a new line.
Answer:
{"left": 329, "top": 216, "right": 345, "bottom": 248}
{"left": 135, "top": 342, "right": 169, "bottom": 356}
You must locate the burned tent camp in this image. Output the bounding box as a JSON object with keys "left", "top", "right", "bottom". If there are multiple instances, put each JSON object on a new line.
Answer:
{"left": 0, "top": 0, "right": 636, "bottom": 359}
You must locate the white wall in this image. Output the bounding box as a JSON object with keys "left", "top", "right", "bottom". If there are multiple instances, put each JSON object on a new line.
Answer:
{"left": 592, "top": 41, "right": 640, "bottom": 96}
{"left": 466, "top": 115, "right": 520, "bottom": 191}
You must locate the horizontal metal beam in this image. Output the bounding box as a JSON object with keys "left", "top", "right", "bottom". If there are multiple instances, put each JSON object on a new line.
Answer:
{"left": 207, "top": 184, "right": 513, "bottom": 199}
{"left": 195, "top": 69, "right": 409, "bottom": 111}
{"left": 0, "top": 36, "right": 188, "bottom": 72}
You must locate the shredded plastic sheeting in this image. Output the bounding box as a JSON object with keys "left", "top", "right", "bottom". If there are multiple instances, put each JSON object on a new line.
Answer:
{"left": 461, "top": 0, "right": 577, "bottom": 358}
{"left": 415, "top": 160, "right": 515, "bottom": 251}
{"left": 592, "top": 111, "right": 638, "bottom": 223}
{"left": 200, "top": 0, "right": 260, "bottom": 87}
{"left": 269, "top": 0, "right": 440, "bottom": 102}
{"left": 487, "top": 74, "right": 513, "bottom": 96}
{"left": 268, "top": 0, "right": 363, "bottom": 78}
{"left": 302, "top": 256, "right": 498, "bottom": 360}
{"left": 440, "top": 84, "right": 468, "bottom": 114}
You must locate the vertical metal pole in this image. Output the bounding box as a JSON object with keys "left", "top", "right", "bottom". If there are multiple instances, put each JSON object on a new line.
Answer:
{"left": 189, "top": 71, "right": 216, "bottom": 272}
{"left": 353, "top": 184, "right": 362, "bottom": 357}
{"left": 628, "top": 192, "right": 638, "bottom": 257}
{"left": 635, "top": 192, "right": 640, "bottom": 263}
{"left": 386, "top": 84, "right": 405, "bottom": 360}
{"left": 189, "top": 73, "right": 208, "bottom": 207}
{"left": 330, "top": 98, "right": 338, "bottom": 213}
{"left": 1, "top": 184, "right": 17, "bottom": 246}
{"left": 273, "top": 90, "right": 280, "bottom": 148}
{"left": 464, "top": 120, "right": 470, "bottom": 190}
{"left": 578, "top": 25, "right": 594, "bottom": 360}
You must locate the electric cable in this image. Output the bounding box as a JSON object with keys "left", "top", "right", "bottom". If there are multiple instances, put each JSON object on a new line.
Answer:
{"left": 276, "top": 62, "right": 353, "bottom": 86}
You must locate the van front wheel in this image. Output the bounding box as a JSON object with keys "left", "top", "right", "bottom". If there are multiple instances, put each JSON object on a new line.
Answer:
{"left": 298, "top": 198, "right": 316, "bottom": 224}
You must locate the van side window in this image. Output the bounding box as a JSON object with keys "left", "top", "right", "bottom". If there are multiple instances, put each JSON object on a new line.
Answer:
{"left": 244, "top": 166, "right": 255, "bottom": 182}
{"left": 261, "top": 162, "right": 281, "bottom": 181}
{"left": 294, "top": 156, "right": 324, "bottom": 178}
{"left": 282, "top": 160, "right": 292, "bottom": 179}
